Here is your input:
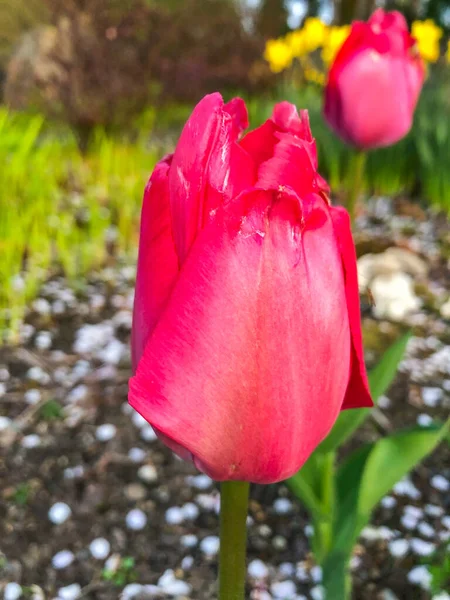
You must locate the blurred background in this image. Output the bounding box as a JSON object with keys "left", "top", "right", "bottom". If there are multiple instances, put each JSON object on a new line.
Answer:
{"left": 1, "top": 1, "right": 450, "bottom": 599}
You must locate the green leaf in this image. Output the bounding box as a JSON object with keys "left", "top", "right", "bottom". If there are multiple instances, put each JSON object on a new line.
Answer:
{"left": 357, "top": 420, "right": 450, "bottom": 523}
{"left": 287, "top": 452, "right": 329, "bottom": 520}
{"left": 318, "top": 332, "right": 410, "bottom": 454}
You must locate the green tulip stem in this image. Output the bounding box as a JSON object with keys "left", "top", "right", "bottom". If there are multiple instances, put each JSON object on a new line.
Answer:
{"left": 219, "top": 480, "right": 250, "bottom": 600}
{"left": 347, "top": 151, "right": 367, "bottom": 222}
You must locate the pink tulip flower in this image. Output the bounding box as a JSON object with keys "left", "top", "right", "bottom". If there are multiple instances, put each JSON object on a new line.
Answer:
{"left": 129, "top": 93, "right": 372, "bottom": 484}
{"left": 324, "top": 9, "right": 425, "bottom": 150}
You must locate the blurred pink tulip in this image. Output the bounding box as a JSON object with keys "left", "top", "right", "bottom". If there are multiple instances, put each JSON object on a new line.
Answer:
{"left": 324, "top": 9, "right": 424, "bottom": 149}
{"left": 129, "top": 93, "right": 372, "bottom": 484}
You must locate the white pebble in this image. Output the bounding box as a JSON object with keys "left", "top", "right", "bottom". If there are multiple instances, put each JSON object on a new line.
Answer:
{"left": 121, "top": 583, "right": 143, "bottom": 599}
{"left": 67, "top": 385, "right": 88, "bottom": 403}
{"left": 381, "top": 496, "right": 397, "bottom": 509}
{"left": 273, "top": 498, "right": 293, "bottom": 515}
{"left": 24, "top": 389, "right": 41, "bottom": 405}
{"left": 33, "top": 298, "right": 51, "bottom": 315}
{"left": 432, "top": 593, "right": 450, "bottom": 600}
{"left": 96, "top": 424, "right": 117, "bottom": 442}
{"left": 64, "top": 465, "right": 84, "bottom": 480}
{"left": 271, "top": 580, "right": 297, "bottom": 599}
{"left": 126, "top": 508, "right": 147, "bottom": 530}
{"left": 422, "top": 387, "right": 443, "bottom": 407}
{"left": 404, "top": 505, "right": 423, "bottom": 519}
{"left": 182, "top": 502, "right": 199, "bottom": 520}
{"left": 425, "top": 504, "right": 444, "bottom": 518}
{"left": 393, "top": 478, "right": 421, "bottom": 499}
{"left": 431, "top": 475, "right": 449, "bottom": 492}
{"left": 378, "top": 395, "right": 391, "bottom": 409}
{"left": 279, "top": 562, "right": 295, "bottom": 577}
{"left": 165, "top": 507, "right": 184, "bottom": 525}
{"left": 311, "top": 565, "right": 322, "bottom": 583}
{"left": 57, "top": 583, "right": 81, "bottom": 600}
{"left": 4, "top": 583, "right": 22, "bottom": 600}
{"left": 296, "top": 563, "right": 309, "bottom": 582}
{"left": 157, "top": 569, "right": 192, "bottom": 595}
{"left": 131, "top": 411, "right": 148, "bottom": 428}
{"left": 401, "top": 514, "right": 418, "bottom": 530}
{"left": 407, "top": 565, "right": 432, "bottom": 589}
{"left": 27, "top": 366, "right": 50, "bottom": 385}
{"left": 248, "top": 559, "right": 269, "bottom": 579}
{"left": 181, "top": 534, "right": 198, "bottom": 548}
{"left": 48, "top": 502, "right": 72, "bottom": 525}
{"left": 0, "top": 416, "right": 12, "bottom": 431}
{"left": 181, "top": 555, "right": 194, "bottom": 570}
{"left": 417, "top": 413, "right": 433, "bottom": 427}
{"left": 52, "top": 550, "right": 74, "bottom": 569}
{"left": 200, "top": 536, "right": 220, "bottom": 556}
{"left": 418, "top": 521, "right": 435, "bottom": 538}
{"left": 0, "top": 367, "right": 9, "bottom": 381}
{"left": 137, "top": 464, "right": 158, "bottom": 483}
{"left": 35, "top": 331, "right": 52, "bottom": 350}
{"left": 187, "top": 474, "right": 213, "bottom": 490}
{"left": 89, "top": 537, "right": 110, "bottom": 560}
{"left": 388, "top": 539, "right": 409, "bottom": 558}
{"left": 304, "top": 524, "right": 314, "bottom": 537}
{"left": 195, "top": 493, "right": 219, "bottom": 512}
{"left": 22, "top": 434, "right": 41, "bottom": 449}
{"left": 410, "top": 538, "right": 436, "bottom": 556}
{"left": 310, "top": 586, "right": 325, "bottom": 600}
{"left": 140, "top": 425, "right": 157, "bottom": 442}
{"left": 442, "top": 516, "right": 450, "bottom": 529}
{"left": 128, "top": 448, "right": 147, "bottom": 463}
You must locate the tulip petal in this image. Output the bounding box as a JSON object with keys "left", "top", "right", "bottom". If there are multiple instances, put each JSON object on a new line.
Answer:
{"left": 131, "top": 157, "right": 179, "bottom": 371}
{"left": 330, "top": 206, "right": 373, "bottom": 410}
{"left": 130, "top": 189, "right": 351, "bottom": 483}
{"left": 169, "top": 93, "right": 252, "bottom": 265}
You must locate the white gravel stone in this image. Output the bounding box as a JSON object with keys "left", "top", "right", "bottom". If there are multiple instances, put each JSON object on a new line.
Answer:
{"left": 137, "top": 464, "right": 158, "bottom": 483}
{"left": 4, "top": 583, "right": 22, "bottom": 600}
{"left": 411, "top": 538, "right": 436, "bottom": 556}
{"left": 126, "top": 508, "right": 147, "bottom": 530}
{"left": 200, "top": 535, "right": 220, "bottom": 556}
{"left": 140, "top": 425, "right": 157, "bottom": 442}
{"left": 33, "top": 298, "right": 51, "bottom": 315}
{"left": 295, "top": 563, "right": 309, "bottom": 582}
{"left": 248, "top": 559, "right": 269, "bottom": 579}
{"left": 35, "top": 331, "right": 52, "bottom": 350}
{"left": 165, "top": 506, "right": 184, "bottom": 525}
{"left": 195, "top": 493, "right": 219, "bottom": 512}
{"left": 407, "top": 565, "right": 432, "bottom": 589}
{"left": 432, "top": 593, "right": 450, "bottom": 600}
{"left": 430, "top": 475, "right": 449, "bottom": 492}
{"left": 304, "top": 524, "right": 314, "bottom": 537}
{"left": 187, "top": 474, "right": 213, "bottom": 490}
{"left": 52, "top": 550, "right": 74, "bottom": 569}
{"left": 311, "top": 566, "right": 322, "bottom": 583}
{"left": 393, "top": 478, "right": 421, "bottom": 499}
{"left": 131, "top": 411, "right": 148, "bottom": 428}
{"left": 57, "top": 583, "right": 81, "bottom": 599}
{"left": 27, "top": 366, "right": 50, "bottom": 385}
{"left": 401, "top": 514, "right": 418, "bottom": 530}
{"left": 181, "top": 555, "right": 194, "bottom": 570}
{"left": 279, "top": 562, "right": 295, "bottom": 577}
{"left": 128, "top": 447, "right": 146, "bottom": 463}
{"left": 48, "top": 502, "right": 72, "bottom": 525}
{"left": 377, "top": 395, "right": 391, "bottom": 409}
{"left": 310, "top": 586, "right": 325, "bottom": 600}
{"left": 417, "top": 413, "right": 433, "bottom": 427}
{"left": 381, "top": 495, "right": 397, "bottom": 509}
{"left": 64, "top": 465, "right": 84, "bottom": 480}
{"left": 442, "top": 516, "right": 450, "bottom": 529}
{"left": 121, "top": 583, "right": 143, "bottom": 599}
{"left": 271, "top": 580, "right": 297, "bottom": 599}
{"left": 251, "top": 591, "right": 272, "bottom": 600}
{"left": 98, "top": 339, "right": 124, "bottom": 364}
{"left": 67, "top": 385, "right": 88, "bottom": 403}
{"left": 89, "top": 538, "right": 111, "bottom": 560}
{"left": 417, "top": 521, "right": 435, "bottom": 538}
{"left": 157, "top": 569, "right": 192, "bottom": 596}
{"left": 388, "top": 539, "right": 409, "bottom": 558}
{"left": 0, "top": 416, "right": 12, "bottom": 431}
{"left": 181, "top": 534, "right": 198, "bottom": 549}
{"left": 422, "top": 387, "right": 443, "bottom": 407}
{"left": 0, "top": 367, "right": 10, "bottom": 381}
{"left": 182, "top": 502, "right": 199, "bottom": 520}
{"left": 273, "top": 498, "right": 293, "bottom": 514}
{"left": 22, "top": 434, "right": 41, "bottom": 449}
{"left": 25, "top": 388, "right": 41, "bottom": 405}
{"left": 425, "top": 504, "right": 444, "bottom": 518}
{"left": 96, "top": 423, "right": 117, "bottom": 442}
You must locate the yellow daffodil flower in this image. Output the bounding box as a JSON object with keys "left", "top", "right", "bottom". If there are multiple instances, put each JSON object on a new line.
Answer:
{"left": 411, "top": 19, "right": 443, "bottom": 63}
{"left": 322, "top": 25, "right": 350, "bottom": 65}
{"left": 286, "top": 30, "right": 307, "bottom": 58}
{"left": 302, "top": 17, "right": 328, "bottom": 52}
{"left": 264, "top": 38, "right": 293, "bottom": 73}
